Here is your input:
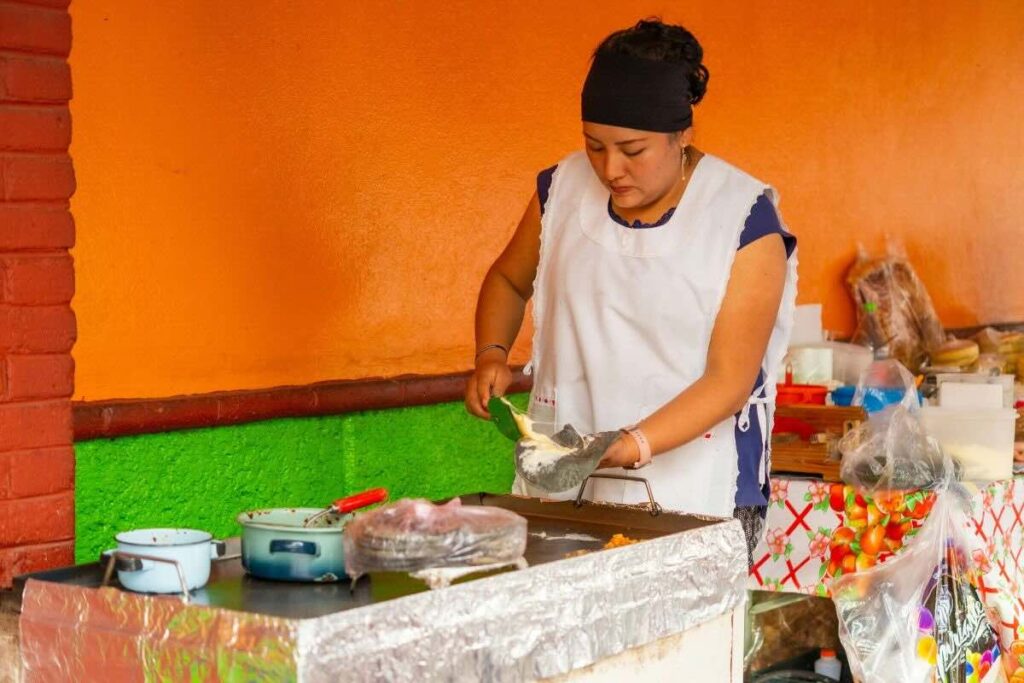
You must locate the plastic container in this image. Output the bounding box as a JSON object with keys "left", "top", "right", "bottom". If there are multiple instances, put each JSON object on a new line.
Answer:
{"left": 776, "top": 383, "right": 829, "bottom": 406}
{"left": 831, "top": 343, "right": 874, "bottom": 385}
{"left": 786, "top": 345, "right": 833, "bottom": 384}
{"left": 789, "top": 342, "right": 873, "bottom": 386}
{"left": 814, "top": 648, "right": 842, "bottom": 681}
{"left": 831, "top": 385, "right": 856, "bottom": 407}
{"left": 936, "top": 373, "right": 1015, "bottom": 409}
{"left": 831, "top": 384, "right": 921, "bottom": 412}
{"left": 919, "top": 407, "right": 1017, "bottom": 482}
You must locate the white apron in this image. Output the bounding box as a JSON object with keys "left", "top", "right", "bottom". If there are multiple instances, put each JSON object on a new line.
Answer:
{"left": 513, "top": 151, "right": 798, "bottom": 517}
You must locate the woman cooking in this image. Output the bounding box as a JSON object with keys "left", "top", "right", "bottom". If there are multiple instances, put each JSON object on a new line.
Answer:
{"left": 465, "top": 19, "right": 797, "bottom": 565}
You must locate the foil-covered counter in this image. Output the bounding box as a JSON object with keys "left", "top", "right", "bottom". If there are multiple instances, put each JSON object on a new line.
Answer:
{"left": 18, "top": 496, "right": 747, "bottom": 682}
{"left": 20, "top": 583, "right": 299, "bottom": 680}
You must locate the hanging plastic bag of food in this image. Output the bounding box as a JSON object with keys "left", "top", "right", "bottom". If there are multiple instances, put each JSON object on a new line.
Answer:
{"left": 833, "top": 492, "right": 1005, "bottom": 682}
{"left": 833, "top": 421, "right": 1005, "bottom": 683}
{"left": 838, "top": 360, "right": 953, "bottom": 492}
{"left": 846, "top": 241, "right": 946, "bottom": 372}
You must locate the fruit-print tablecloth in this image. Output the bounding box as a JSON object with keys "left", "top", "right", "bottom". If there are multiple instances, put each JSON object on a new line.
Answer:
{"left": 748, "top": 476, "right": 1024, "bottom": 679}
{"left": 748, "top": 476, "right": 1024, "bottom": 600}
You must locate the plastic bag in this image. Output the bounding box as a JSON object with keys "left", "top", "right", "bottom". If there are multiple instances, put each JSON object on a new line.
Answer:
{"left": 746, "top": 593, "right": 843, "bottom": 673}
{"left": 974, "top": 327, "right": 1024, "bottom": 375}
{"left": 839, "top": 360, "right": 953, "bottom": 493}
{"left": 833, "top": 487, "right": 1005, "bottom": 683}
{"left": 974, "top": 328, "right": 1007, "bottom": 355}
{"left": 851, "top": 358, "right": 922, "bottom": 414}
{"left": 846, "top": 242, "right": 946, "bottom": 372}
{"left": 343, "top": 498, "right": 527, "bottom": 577}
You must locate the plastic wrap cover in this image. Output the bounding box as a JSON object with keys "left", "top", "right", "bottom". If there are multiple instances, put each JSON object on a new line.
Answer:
{"left": 19, "top": 580, "right": 299, "bottom": 682}
{"left": 297, "top": 518, "right": 747, "bottom": 682}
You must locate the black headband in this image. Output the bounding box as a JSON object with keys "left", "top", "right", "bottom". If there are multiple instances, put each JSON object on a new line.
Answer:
{"left": 581, "top": 52, "right": 693, "bottom": 133}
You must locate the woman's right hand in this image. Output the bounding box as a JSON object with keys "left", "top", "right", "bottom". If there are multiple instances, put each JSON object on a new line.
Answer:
{"left": 465, "top": 348, "right": 512, "bottom": 419}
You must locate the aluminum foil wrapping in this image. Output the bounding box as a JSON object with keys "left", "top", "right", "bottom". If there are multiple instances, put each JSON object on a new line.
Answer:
{"left": 17, "top": 518, "right": 745, "bottom": 682}
{"left": 19, "top": 581, "right": 299, "bottom": 681}
{"left": 297, "top": 518, "right": 747, "bottom": 682}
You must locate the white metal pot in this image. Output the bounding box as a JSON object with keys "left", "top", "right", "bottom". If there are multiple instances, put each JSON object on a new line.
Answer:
{"left": 104, "top": 528, "right": 224, "bottom": 594}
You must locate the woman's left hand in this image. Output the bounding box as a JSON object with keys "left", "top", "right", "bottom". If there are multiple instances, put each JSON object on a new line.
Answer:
{"left": 598, "top": 433, "right": 641, "bottom": 469}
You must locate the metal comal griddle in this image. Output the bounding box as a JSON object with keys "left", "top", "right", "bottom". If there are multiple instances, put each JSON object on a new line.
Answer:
{"left": 10, "top": 492, "right": 716, "bottom": 620}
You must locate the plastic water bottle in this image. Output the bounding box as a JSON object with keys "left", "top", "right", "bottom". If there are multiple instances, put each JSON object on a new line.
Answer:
{"left": 814, "top": 648, "right": 842, "bottom": 681}
{"left": 851, "top": 301, "right": 889, "bottom": 358}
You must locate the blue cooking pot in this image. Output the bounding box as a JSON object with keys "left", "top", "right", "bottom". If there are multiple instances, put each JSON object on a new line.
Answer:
{"left": 238, "top": 489, "right": 388, "bottom": 582}
{"left": 237, "top": 508, "right": 351, "bottom": 582}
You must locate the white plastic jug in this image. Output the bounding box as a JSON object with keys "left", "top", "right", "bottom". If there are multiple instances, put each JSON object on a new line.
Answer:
{"left": 814, "top": 648, "right": 842, "bottom": 681}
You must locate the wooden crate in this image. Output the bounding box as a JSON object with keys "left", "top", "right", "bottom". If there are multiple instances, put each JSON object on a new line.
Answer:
{"left": 770, "top": 404, "right": 867, "bottom": 481}
{"left": 770, "top": 441, "right": 842, "bottom": 481}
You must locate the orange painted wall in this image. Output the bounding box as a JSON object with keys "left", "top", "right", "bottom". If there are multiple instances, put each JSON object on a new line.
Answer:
{"left": 69, "top": 1, "right": 1024, "bottom": 400}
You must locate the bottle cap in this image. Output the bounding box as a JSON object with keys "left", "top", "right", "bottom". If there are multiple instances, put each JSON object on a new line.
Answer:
{"left": 821, "top": 648, "right": 837, "bottom": 658}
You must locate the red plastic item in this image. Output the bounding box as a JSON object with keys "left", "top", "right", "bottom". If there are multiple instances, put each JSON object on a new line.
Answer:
{"left": 776, "top": 383, "right": 829, "bottom": 405}
{"left": 332, "top": 488, "right": 389, "bottom": 514}
{"left": 772, "top": 416, "right": 817, "bottom": 439}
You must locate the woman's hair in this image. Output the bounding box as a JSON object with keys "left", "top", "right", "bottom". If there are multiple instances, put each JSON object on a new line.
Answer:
{"left": 594, "top": 18, "right": 709, "bottom": 105}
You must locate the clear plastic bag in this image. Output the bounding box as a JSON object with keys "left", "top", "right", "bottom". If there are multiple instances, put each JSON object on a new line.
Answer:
{"left": 746, "top": 593, "right": 843, "bottom": 674}
{"left": 342, "top": 498, "right": 527, "bottom": 577}
{"left": 833, "top": 487, "right": 1006, "bottom": 683}
{"left": 839, "top": 360, "right": 954, "bottom": 493}
{"left": 851, "top": 358, "right": 922, "bottom": 414}
{"left": 846, "top": 242, "right": 946, "bottom": 372}
{"left": 974, "top": 327, "right": 1007, "bottom": 355}
{"left": 974, "top": 327, "right": 1023, "bottom": 375}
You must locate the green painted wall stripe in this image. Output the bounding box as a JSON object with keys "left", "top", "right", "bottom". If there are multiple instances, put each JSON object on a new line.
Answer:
{"left": 75, "top": 396, "right": 527, "bottom": 563}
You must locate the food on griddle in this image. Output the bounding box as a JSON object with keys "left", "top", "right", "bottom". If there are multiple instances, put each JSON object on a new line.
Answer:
{"left": 343, "top": 498, "right": 527, "bottom": 576}
{"left": 603, "top": 533, "right": 638, "bottom": 549}
{"left": 562, "top": 533, "right": 639, "bottom": 558}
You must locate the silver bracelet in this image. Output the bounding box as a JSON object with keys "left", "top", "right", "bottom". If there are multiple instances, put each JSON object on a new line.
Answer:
{"left": 474, "top": 343, "right": 509, "bottom": 361}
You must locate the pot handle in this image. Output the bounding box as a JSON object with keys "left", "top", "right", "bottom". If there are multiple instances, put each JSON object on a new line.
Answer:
{"left": 574, "top": 473, "right": 663, "bottom": 517}
{"left": 101, "top": 549, "right": 151, "bottom": 573}
{"left": 332, "top": 487, "right": 389, "bottom": 514}
{"left": 100, "top": 550, "right": 192, "bottom": 603}
{"left": 210, "top": 539, "right": 227, "bottom": 559}
{"left": 269, "top": 540, "right": 320, "bottom": 557}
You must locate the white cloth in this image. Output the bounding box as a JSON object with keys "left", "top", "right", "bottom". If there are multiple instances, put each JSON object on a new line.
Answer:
{"left": 513, "top": 151, "right": 798, "bottom": 517}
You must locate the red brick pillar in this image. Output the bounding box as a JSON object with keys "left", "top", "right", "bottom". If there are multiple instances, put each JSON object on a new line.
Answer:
{"left": 0, "top": 0, "right": 76, "bottom": 587}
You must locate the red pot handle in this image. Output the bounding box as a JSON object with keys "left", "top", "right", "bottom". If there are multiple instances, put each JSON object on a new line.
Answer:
{"left": 332, "top": 488, "right": 389, "bottom": 514}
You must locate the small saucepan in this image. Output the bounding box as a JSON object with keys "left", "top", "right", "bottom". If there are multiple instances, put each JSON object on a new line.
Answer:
{"left": 238, "top": 488, "right": 388, "bottom": 582}
{"left": 103, "top": 528, "right": 226, "bottom": 595}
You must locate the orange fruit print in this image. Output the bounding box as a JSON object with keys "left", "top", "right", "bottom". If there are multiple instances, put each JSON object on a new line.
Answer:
{"left": 824, "top": 483, "right": 934, "bottom": 579}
